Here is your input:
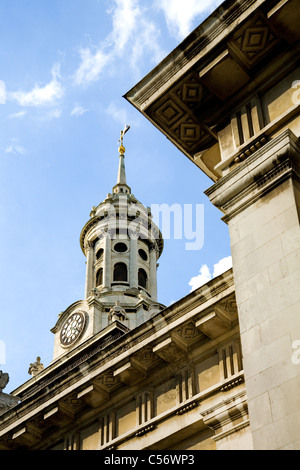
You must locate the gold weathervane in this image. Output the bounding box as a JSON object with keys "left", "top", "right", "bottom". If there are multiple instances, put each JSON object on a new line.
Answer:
{"left": 118, "top": 124, "right": 130, "bottom": 155}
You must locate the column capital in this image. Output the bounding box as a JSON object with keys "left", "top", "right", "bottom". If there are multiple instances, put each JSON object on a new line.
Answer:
{"left": 205, "top": 129, "right": 300, "bottom": 222}
{"left": 85, "top": 241, "right": 94, "bottom": 251}
{"left": 149, "top": 242, "right": 157, "bottom": 252}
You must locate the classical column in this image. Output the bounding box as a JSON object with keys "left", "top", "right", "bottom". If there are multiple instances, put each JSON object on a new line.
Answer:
{"left": 206, "top": 129, "right": 300, "bottom": 450}
{"left": 85, "top": 241, "right": 94, "bottom": 298}
{"left": 129, "top": 236, "right": 138, "bottom": 289}
{"left": 103, "top": 235, "right": 111, "bottom": 289}
{"left": 149, "top": 244, "right": 157, "bottom": 300}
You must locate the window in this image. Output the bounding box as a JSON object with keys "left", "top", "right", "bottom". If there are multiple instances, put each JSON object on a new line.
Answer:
{"left": 96, "top": 268, "right": 103, "bottom": 286}
{"left": 114, "top": 242, "right": 128, "bottom": 253}
{"left": 138, "top": 268, "right": 147, "bottom": 289}
{"left": 138, "top": 248, "right": 148, "bottom": 261}
{"left": 113, "top": 263, "right": 128, "bottom": 282}
{"left": 96, "top": 248, "right": 104, "bottom": 260}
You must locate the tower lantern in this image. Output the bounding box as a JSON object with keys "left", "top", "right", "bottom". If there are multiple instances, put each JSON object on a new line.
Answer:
{"left": 51, "top": 128, "right": 164, "bottom": 360}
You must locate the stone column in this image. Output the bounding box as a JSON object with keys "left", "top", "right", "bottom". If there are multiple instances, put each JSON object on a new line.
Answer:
{"left": 206, "top": 129, "right": 300, "bottom": 450}
{"left": 129, "top": 236, "right": 138, "bottom": 289}
{"left": 149, "top": 244, "right": 157, "bottom": 300}
{"left": 103, "top": 235, "right": 111, "bottom": 289}
{"left": 85, "top": 241, "right": 94, "bottom": 298}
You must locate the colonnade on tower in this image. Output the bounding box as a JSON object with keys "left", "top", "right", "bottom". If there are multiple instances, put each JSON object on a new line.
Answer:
{"left": 80, "top": 126, "right": 163, "bottom": 306}
{"left": 51, "top": 127, "right": 165, "bottom": 361}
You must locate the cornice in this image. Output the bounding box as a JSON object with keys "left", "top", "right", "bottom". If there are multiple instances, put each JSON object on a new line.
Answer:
{"left": 125, "top": 0, "right": 262, "bottom": 110}
{"left": 205, "top": 129, "right": 300, "bottom": 220}
{"left": 0, "top": 270, "right": 236, "bottom": 443}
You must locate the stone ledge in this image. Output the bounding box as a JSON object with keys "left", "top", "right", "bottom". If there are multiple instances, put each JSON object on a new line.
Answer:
{"left": 206, "top": 129, "right": 300, "bottom": 221}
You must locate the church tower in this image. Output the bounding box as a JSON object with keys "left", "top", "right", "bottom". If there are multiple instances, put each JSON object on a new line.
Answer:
{"left": 51, "top": 127, "right": 164, "bottom": 360}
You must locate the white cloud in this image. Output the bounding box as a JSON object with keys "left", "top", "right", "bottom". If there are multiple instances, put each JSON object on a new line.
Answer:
{"left": 106, "top": 101, "right": 140, "bottom": 130}
{"left": 73, "top": 0, "right": 164, "bottom": 86}
{"left": 44, "top": 108, "right": 62, "bottom": 120}
{"left": 158, "top": 0, "right": 223, "bottom": 39}
{"left": 106, "top": 102, "right": 130, "bottom": 125}
{"left": 188, "top": 264, "right": 212, "bottom": 291}
{"left": 9, "top": 64, "right": 64, "bottom": 107}
{"left": 212, "top": 256, "right": 232, "bottom": 277}
{"left": 109, "top": 0, "right": 140, "bottom": 53}
{"left": 8, "top": 110, "right": 27, "bottom": 119}
{"left": 74, "top": 48, "right": 110, "bottom": 86}
{"left": 188, "top": 256, "right": 232, "bottom": 291}
{"left": 5, "top": 140, "right": 26, "bottom": 155}
{"left": 70, "top": 104, "right": 88, "bottom": 117}
{"left": 0, "top": 80, "right": 6, "bottom": 104}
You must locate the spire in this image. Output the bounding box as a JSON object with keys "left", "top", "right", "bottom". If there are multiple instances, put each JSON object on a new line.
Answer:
{"left": 113, "top": 125, "right": 131, "bottom": 195}
{"left": 117, "top": 145, "right": 127, "bottom": 185}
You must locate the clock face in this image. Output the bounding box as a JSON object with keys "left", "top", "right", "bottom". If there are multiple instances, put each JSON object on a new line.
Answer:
{"left": 60, "top": 312, "right": 86, "bottom": 347}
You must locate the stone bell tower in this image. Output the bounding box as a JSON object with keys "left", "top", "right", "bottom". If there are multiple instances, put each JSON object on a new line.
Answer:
{"left": 51, "top": 127, "right": 164, "bottom": 360}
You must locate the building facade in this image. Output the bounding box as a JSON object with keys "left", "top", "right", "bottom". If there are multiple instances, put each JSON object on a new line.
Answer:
{"left": 0, "top": 0, "right": 299, "bottom": 451}
{"left": 0, "top": 134, "right": 250, "bottom": 451}
{"left": 125, "top": 0, "right": 300, "bottom": 450}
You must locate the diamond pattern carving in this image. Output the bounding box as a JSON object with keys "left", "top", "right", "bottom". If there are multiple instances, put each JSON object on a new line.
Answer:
{"left": 182, "top": 83, "right": 203, "bottom": 104}
{"left": 177, "top": 322, "right": 199, "bottom": 341}
{"left": 149, "top": 71, "right": 216, "bottom": 154}
{"left": 153, "top": 338, "right": 185, "bottom": 363}
{"left": 97, "top": 370, "right": 121, "bottom": 391}
{"left": 132, "top": 346, "right": 160, "bottom": 370}
{"left": 174, "top": 72, "right": 205, "bottom": 107}
{"left": 228, "top": 13, "right": 279, "bottom": 68}
{"left": 156, "top": 99, "right": 184, "bottom": 126}
{"left": 242, "top": 26, "right": 269, "bottom": 53}
{"left": 171, "top": 321, "right": 205, "bottom": 351}
{"left": 180, "top": 123, "right": 201, "bottom": 142}
{"left": 61, "top": 393, "right": 85, "bottom": 413}
{"left": 219, "top": 295, "right": 238, "bottom": 316}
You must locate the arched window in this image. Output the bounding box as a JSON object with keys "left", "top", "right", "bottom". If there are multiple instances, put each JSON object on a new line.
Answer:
{"left": 96, "top": 268, "right": 103, "bottom": 286}
{"left": 113, "top": 263, "right": 128, "bottom": 282}
{"left": 138, "top": 248, "right": 148, "bottom": 261}
{"left": 138, "top": 268, "right": 147, "bottom": 289}
{"left": 96, "top": 248, "right": 104, "bottom": 260}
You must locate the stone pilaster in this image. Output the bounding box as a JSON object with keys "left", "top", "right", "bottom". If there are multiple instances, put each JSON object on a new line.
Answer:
{"left": 149, "top": 244, "right": 157, "bottom": 301}
{"left": 103, "top": 235, "right": 111, "bottom": 289}
{"left": 129, "top": 236, "right": 138, "bottom": 289}
{"left": 85, "top": 241, "right": 94, "bottom": 298}
{"left": 206, "top": 129, "right": 300, "bottom": 450}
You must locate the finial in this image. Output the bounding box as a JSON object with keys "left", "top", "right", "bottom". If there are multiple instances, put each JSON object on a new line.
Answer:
{"left": 118, "top": 124, "right": 130, "bottom": 155}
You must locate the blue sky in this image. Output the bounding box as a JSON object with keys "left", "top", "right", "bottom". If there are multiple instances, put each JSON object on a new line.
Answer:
{"left": 0, "top": 0, "right": 231, "bottom": 393}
